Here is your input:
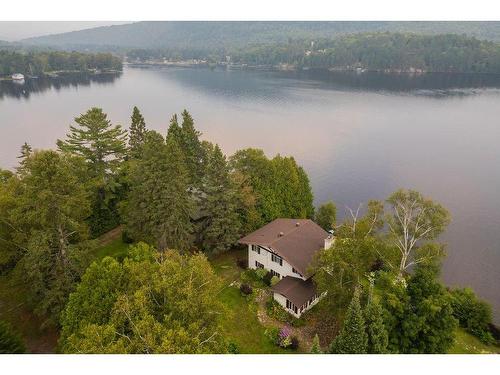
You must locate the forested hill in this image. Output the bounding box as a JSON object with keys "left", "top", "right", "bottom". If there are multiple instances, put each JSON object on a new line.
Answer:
{"left": 21, "top": 21, "right": 500, "bottom": 50}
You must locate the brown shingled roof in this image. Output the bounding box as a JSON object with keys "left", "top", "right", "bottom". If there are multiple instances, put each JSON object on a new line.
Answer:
{"left": 238, "top": 218, "right": 327, "bottom": 275}
{"left": 271, "top": 276, "right": 317, "bottom": 307}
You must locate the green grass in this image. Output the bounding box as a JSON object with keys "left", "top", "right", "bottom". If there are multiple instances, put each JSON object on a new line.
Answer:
{"left": 92, "top": 237, "right": 130, "bottom": 260}
{"left": 211, "top": 248, "right": 290, "bottom": 354}
{"left": 449, "top": 328, "right": 500, "bottom": 354}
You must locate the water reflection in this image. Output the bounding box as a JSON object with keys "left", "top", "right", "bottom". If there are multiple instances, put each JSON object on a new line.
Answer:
{"left": 0, "top": 72, "right": 122, "bottom": 100}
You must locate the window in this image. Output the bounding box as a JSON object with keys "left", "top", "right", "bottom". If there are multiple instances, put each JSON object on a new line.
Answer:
{"left": 270, "top": 269, "right": 281, "bottom": 279}
{"left": 271, "top": 253, "right": 282, "bottom": 266}
{"left": 255, "top": 261, "right": 264, "bottom": 269}
{"left": 251, "top": 245, "right": 260, "bottom": 254}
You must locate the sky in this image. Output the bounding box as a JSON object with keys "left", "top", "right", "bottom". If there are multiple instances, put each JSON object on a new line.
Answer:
{"left": 0, "top": 21, "right": 131, "bottom": 41}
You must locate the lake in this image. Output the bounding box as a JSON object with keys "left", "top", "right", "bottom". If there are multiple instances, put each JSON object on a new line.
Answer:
{"left": 1, "top": 66, "right": 500, "bottom": 323}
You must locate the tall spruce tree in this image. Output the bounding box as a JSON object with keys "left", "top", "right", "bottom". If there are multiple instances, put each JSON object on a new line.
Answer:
{"left": 364, "top": 300, "right": 389, "bottom": 353}
{"left": 179, "top": 110, "right": 205, "bottom": 188}
{"left": 200, "top": 144, "right": 241, "bottom": 254}
{"left": 330, "top": 289, "right": 368, "bottom": 354}
{"left": 57, "top": 107, "right": 128, "bottom": 236}
{"left": 128, "top": 106, "right": 147, "bottom": 159}
{"left": 125, "top": 131, "right": 193, "bottom": 251}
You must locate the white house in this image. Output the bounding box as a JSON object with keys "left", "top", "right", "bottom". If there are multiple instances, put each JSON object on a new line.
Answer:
{"left": 238, "top": 218, "right": 334, "bottom": 318}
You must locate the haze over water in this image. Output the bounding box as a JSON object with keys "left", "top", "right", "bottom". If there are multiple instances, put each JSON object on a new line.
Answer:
{"left": 1, "top": 66, "right": 500, "bottom": 322}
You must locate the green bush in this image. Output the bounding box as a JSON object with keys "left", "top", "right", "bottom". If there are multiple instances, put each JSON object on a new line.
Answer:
{"left": 270, "top": 276, "right": 280, "bottom": 286}
{"left": 255, "top": 268, "right": 268, "bottom": 279}
{"left": 266, "top": 298, "right": 304, "bottom": 327}
{"left": 227, "top": 342, "right": 240, "bottom": 354}
{"left": 264, "top": 326, "right": 280, "bottom": 345}
{"left": 450, "top": 288, "right": 495, "bottom": 344}
{"left": 0, "top": 320, "right": 25, "bottom": 354}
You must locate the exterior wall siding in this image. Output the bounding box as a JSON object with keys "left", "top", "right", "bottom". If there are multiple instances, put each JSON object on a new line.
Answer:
{"left": 272, "top": 292, "right": 322, "bottom": 318}
{"left": 247, "top": 244, "right": 306, "bottom": 280}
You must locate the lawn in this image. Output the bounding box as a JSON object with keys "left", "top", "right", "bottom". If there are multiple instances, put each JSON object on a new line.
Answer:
{"left": 210, "top": 248, "right": 290, "bottom": 354}
{"left": 449, "top": 328, "right": 500, "bottom": 354}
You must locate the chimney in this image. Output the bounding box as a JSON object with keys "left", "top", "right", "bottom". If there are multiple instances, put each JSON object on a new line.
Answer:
{"left": 324, "top": 229, "right": 335, "bottom": 249}
{"left": 279, "top": 231, "right": 284, "bottom": 237}
{"left": 295, "top": 222, "right": 300, "bottom": 227}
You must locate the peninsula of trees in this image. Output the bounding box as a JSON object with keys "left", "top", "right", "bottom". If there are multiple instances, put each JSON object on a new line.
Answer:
{"left": 0, "top": 50, "right": 122, "bottom": 77}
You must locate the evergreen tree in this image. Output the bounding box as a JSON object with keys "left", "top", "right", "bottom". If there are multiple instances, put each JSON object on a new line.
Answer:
{"left": 57, "top": 107, "right": 127, "bottom": 178}
{"left": 57, "top": 108, "right": 128, "bottom": 236}
{"left": 7, "top": 150, "right": 93, "bottom": 323}
{"left": 0, "top": 320, "right": 26, "bottom": 353}
{"left": 17, "top": 142, "right": 32, "bottom": 174}
{"left": 125, "top": 131, "right": 193, "bottom": 251}
{"left": 200, "top": 144, "right": 241, "bottom": 254}
{"left": 364, "top": 300, "right": 389, "bottom": 353}
{"left": 315, "top": 201, "right": 337, "bottom": 232}
{"left": 310, "top": 334, "right": 323, "bottom": 354}
{"left": 330, "top": 289, "right": 368, "bottom": 354}
{"left": 179, "top": 110, "right": 205, "bottom": 188}
{"left": 128, "top": 106, "right": 147, "bottom": 159}
{"left": 165, "top": 114, "right": 182, "bottom": 145}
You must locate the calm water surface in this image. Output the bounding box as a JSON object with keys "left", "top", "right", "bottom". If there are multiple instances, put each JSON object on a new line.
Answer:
{"left": 1, "top": 67, "right": 500, "bottom": 322}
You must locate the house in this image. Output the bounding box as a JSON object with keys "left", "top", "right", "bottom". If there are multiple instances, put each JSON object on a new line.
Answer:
{"left": 238, "top": 218, "right": 334, "bottom": 318}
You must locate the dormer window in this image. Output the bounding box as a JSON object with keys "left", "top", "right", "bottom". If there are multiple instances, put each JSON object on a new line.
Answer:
{"left": 271, "top": 253, "right": 283, "bottom": 266}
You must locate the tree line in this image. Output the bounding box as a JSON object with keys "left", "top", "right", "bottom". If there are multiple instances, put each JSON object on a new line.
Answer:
{"left": 128, "top": 32, "right": 500, "bottom": 74}
{"left": 0, "top": 106, "right": 314, "bottom": 353}
{"left": 0, "top": 50, "right": 122, "bottom": 76}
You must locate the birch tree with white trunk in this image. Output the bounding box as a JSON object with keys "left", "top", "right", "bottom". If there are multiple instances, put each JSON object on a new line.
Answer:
{"left": 386, "top": 189, "right": 450, "bottom": 278}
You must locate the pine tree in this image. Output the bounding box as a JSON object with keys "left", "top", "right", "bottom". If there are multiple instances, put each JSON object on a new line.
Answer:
{"left": 57, "top": 107, "right": 127, "bottom": 178}
{"left": 200, "top": 144, "right": 241, "bottom": 254}
{"left": 125, "top": 131, "right": 193, "bottom": 251}
{"left": 57, "top": 108, "right": 128, "bottom": 236}
{"left": 364, "top": 300, "right": 389, "bottom": 353}
{"left": 330, "top": 289, "right": 368, "bottom": 354}
{"left": 310, "top": 334, "right": 323, "bottom": 354}
{"left": 128, "top": 106, "right": 147, "bottom": 159}
{"left": 166, "top": 114, "right": 183, "bottom": 145}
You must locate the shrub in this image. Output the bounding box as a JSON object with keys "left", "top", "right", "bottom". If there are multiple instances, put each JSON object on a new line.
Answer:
{"left": 236, "top": 258, "right": 247, "bottom": 269}
{"left": 255, "top": 268, "right": 268, "bottom": 280}
{"left": 264, "top": 327, "right": 280, "bottom": 345}
{"left": 278, "top": 327, "right": 292, "bottom": 348}
{"left": 266, "top": 298, "right": 303, "bottom": 327}
{"left": 450, "top": 288, "right": 494, "bottom": 344}
{"left": 263, "top": 271, "right": 273, "bottom": 286}
{"left": 227, "top": 342, "right": 240, "bottom": 354}
{"left": 240, "top": 283, "right": 253, "bottom": 296}
{"left": 270, "top": 276, "right": 280, "bottom": 286}
{"left": 290, "top": 336, "right": 299, "bottom": 350}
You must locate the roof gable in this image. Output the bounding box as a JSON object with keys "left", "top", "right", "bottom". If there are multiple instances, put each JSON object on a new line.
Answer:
{"left": 238, "top": 218, "right": 327, "bottom": 275}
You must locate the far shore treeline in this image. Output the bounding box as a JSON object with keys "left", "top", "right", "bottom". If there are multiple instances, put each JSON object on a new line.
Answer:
{"left": 0, "top": 107, "right": 498, "bottom": 354}
{"left": 0, "top": 50, "right": 122, "bottom": 76}
{"left": 128, "top": 33, "right": 500, "bottom": 74}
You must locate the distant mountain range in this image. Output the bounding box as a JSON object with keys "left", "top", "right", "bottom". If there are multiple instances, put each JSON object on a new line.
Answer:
{"left": 21, "top": 21, "right": 500, "bottom": 51}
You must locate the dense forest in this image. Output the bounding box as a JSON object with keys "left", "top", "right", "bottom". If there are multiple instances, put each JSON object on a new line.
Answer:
{"left": 0, "top": 50, "right": 122, "bottom": 76}
{"left": 128, "top": 33, "right": 500, "bottom": 74}
{"left": 0, "top": 107, "right": 498, "bottom": 354}
{"left": 21, "top": 21, "right": 500, "bottom": 50}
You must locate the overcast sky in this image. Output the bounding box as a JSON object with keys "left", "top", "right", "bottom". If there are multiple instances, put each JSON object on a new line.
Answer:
{"left": 0, "top": 21, "right": 132, "bottom": 41}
